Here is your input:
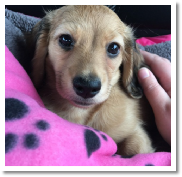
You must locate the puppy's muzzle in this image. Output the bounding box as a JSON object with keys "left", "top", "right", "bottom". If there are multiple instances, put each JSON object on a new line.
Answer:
{"left": 73, "top": 75, "right": 101, "bottom": 99}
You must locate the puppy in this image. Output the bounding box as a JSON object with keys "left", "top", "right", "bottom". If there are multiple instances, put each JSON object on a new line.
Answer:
{"left": 27, "top": 5, "right": 155, "bottom": 155}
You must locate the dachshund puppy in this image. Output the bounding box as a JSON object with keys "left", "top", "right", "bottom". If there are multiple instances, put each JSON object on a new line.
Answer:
{"left": 27, "top": 5, "right": 155, "bottom": 155}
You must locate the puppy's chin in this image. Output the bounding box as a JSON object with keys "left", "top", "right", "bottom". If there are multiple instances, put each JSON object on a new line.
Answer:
{"left": 69, "top": 100, "right": 95, "bottom": 109}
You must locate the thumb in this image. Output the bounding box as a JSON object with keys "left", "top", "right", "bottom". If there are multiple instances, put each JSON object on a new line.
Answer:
{"left": 138, "top": 67, "right": 170, "bottom": 110}
{"left": 138, "top": 67, "right": 171, "bottom": 145}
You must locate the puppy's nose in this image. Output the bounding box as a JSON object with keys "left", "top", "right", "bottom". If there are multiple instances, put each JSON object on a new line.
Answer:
{"left": 73, "top": 76, "right": 101, "bottom": 99}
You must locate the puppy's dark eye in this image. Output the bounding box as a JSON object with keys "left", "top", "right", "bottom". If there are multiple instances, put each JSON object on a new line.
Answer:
{"left": 59, "top": 34, "right": 74, "bottom": 50}
{"left": 107, "top": 42, "right": 120, "bottom": 58}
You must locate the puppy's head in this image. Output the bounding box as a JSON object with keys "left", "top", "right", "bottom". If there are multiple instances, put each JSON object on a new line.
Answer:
{"left": 29, "top": 5, "right": 146, "bottom": 108}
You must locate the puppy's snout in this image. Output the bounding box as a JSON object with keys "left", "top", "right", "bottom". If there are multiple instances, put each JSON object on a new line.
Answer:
{"left": 73, "top": 75, "right": 101, "bottom": 99}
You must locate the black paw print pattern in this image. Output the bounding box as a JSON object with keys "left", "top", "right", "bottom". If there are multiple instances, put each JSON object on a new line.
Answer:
{"left": 5, "top": 133, "right": 18, "bottom": 153}
{"left": 84, "top": 127, "right": 108, "bottom": 158}
{"left": 5, "top": 98, "right": 29, "bottom": 121}
{"left": 5, "top": 98, "right": 50, "bottom": 153}
{"left": 84, "top": 126, "right": 155, "bottom": 166}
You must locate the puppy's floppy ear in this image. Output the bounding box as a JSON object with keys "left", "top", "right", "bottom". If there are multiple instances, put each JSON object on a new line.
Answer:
{"left": 26, "top": 16, "right": 50, "bottom": 88}
{"left": 121, "top": 34, "right": 147, "bottom": 99}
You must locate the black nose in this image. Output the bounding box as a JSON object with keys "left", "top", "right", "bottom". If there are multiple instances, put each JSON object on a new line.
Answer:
{"left": 73, "top": 75, "right": 101, "bottom": 99}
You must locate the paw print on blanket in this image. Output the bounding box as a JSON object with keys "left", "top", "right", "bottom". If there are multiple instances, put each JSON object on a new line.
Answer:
{"left": 5, "top": 96, "right": 110, "bottom": 159}
{"left": 5, "top": 98, "right": 50, "bottom": 153}
{"left": 84, "top": 127, "right": 108, "bottom": 158}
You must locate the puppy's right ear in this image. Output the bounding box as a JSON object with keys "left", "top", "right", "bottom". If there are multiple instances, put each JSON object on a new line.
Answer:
{"left": 26, "top": 17, "right": 50, "bottom": 88}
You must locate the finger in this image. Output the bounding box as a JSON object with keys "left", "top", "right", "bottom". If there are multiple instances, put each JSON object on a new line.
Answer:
{"left": 138, "top": 67, "right": 170, "bottom": 115}
{"left": 140, "top": 50, "right": 171, "bottom": 97}
{"left": 138, "top": 68, "right": 171, "bottom": 144}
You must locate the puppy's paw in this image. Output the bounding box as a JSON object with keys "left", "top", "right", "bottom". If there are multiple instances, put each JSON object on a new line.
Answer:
{"left": 117, "top": 127, "right": 155, "bottom": 156}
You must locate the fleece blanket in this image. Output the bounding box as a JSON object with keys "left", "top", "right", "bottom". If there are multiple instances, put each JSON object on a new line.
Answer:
{"left": 5, "top": 8, "right": 171, "bottom": 166}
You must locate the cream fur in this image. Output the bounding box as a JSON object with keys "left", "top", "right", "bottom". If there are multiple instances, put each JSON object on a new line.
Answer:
{"left": 29, "top": 5, "right": 154, "bottom": 155}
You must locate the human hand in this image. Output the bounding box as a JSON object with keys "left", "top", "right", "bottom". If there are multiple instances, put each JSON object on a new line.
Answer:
{"left": 137, "top": 50, "right": 171, "bottom": 145}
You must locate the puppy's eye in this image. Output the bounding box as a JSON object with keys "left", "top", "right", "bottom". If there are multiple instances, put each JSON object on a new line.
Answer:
{"left": 107, "top": 42, "right": 120, "bottom": 58}
{"left": 59, "top": 34, "right": 74, "bottom": 50}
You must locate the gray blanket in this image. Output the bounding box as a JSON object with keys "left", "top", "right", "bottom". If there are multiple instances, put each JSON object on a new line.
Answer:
{"left": 5, "top": 8, "right": 171, "bottom": 72}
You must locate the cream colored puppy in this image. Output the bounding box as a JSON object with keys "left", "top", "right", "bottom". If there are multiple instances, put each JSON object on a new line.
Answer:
{"left": 27, "top": 5, "right": 154, "bottom": 155}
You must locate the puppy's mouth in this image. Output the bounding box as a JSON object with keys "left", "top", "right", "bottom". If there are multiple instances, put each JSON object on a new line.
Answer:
{"left": 56, "top": 86, "right": 97, "bottom": 108}
{"left": 71, "top": 99, "right": 94, "bottom": 108}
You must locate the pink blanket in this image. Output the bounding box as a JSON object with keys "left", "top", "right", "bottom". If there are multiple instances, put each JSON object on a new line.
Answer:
{"left": 136, "top": 34, "right": 171, "bottom": 46}
{"left": 5, "top": 45, "right": 171, "bottom": 166}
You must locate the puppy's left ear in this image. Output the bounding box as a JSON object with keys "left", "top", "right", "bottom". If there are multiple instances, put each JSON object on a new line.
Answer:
{"left": 121, "top": 37, "right": 147, "bottom": 99}
{"left": 26, "top": 16, "right": 50, "bottom": 88}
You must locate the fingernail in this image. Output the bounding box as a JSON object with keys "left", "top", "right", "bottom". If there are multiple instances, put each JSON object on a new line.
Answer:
{"left": 138, "top": 68, "right": 150, "bottom": 79}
